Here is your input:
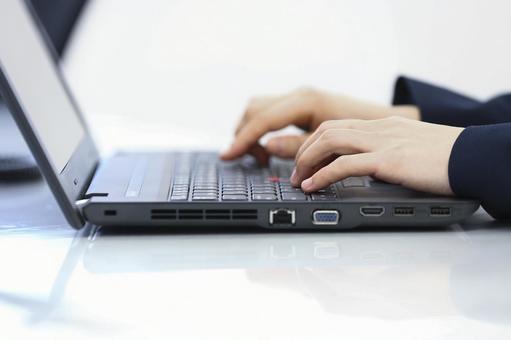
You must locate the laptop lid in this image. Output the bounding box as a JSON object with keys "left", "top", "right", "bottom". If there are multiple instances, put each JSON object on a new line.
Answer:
{"left": 0, "top": 0, "right": 99, "bottom": 229}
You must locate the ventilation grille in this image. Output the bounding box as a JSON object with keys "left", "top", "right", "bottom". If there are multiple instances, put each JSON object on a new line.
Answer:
{"left": 150, "top": 209, "right": 257, "bottom": 221}
{"left": 232, "top": 210, "right": 258, "bottom": 220}
{"left": 151, "top": 209, "right": 177, "bottom": 220}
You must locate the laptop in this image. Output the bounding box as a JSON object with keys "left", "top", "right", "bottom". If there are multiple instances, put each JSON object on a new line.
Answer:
{"left": 0, "top": 0, "right": 479, "bottom": 230}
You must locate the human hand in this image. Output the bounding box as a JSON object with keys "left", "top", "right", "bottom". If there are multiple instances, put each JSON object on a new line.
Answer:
{"left": 291, "top": 116, "right": 464, "bottom": 195}
{"left": 221, "top": 88, "right": 420, "bottom": 164}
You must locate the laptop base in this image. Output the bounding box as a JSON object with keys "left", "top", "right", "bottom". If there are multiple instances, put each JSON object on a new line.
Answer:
{"left": 81, "top": 151, "right": 479, "bottom": 230}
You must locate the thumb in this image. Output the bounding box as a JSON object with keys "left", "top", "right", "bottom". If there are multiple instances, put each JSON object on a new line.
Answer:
{"left": 265, "top": 134, "right": 310, "bottom": 159}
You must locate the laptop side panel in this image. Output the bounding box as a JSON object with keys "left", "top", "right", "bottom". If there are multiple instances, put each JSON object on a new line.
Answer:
{"left": 81, "top": 200, "right": 480, "bottom": 230}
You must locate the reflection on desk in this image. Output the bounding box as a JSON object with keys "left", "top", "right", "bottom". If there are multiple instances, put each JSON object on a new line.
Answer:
{"left": 2, "top": 218, "right": 508, "bottom": 332}
{"left": 83, "top": 225, "right": 511, "bottom": 324}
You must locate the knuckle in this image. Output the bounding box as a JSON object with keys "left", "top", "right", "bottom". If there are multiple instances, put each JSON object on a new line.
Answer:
{"left": 340, "top": 119, "right": 362, "bottom": 130}
{"left": 323, "top": 129, "right": 357, "bottom": 149}
{"left": 318, "top": 120, "right": 335, "bottom": 132}
{"left": 246, "top": 119, "right": 267, "bottom": 137}
{"left": 295, "top": 155, "right": 308, "bottom": 170}
{"left": 294, "top": 87, "right": 322, "bottom": 109}
{"left": 319, "top": 130, "right": 338, "bottom": 148}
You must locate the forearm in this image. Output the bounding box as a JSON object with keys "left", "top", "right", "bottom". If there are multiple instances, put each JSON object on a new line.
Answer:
{"left": 321, "top": 91, "right": 420, "bottom": 121}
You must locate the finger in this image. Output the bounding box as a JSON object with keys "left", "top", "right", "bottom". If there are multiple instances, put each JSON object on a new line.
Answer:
{"left": 247, "top": 143, "right": 270, "bottom": 166}
{"left": 291, "top": 154, "right": 337, "bottom": 187}
{"left": 234, "top": 95, "right": 284, "bottom": 135}
{"left": 292, "top": 129, "right": 377, "bottom": 185}
{"left": 301, "top": 153, "right": 378, "bottom": 192}
{"left": 221, "top": 96, "right": 312, "bottom": 160}
{"left": 295, "top": 119, "right": 367, "bottom": 161}
{"left": 265, "top": 134, "right": 310, "bottom": 159}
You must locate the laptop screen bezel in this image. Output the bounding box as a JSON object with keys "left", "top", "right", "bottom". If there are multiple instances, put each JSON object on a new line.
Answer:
{"left": 0, "top": 0, "right": 99, "bottom": 229}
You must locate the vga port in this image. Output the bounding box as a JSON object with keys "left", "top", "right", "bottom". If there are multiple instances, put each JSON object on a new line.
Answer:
{"left": 312, "top": 210, "right": 340, "bottom": 225}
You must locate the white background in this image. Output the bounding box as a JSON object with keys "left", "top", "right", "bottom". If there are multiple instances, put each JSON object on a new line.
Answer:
{"left": 63, "top": 0, "right": 511, "bottom": 153}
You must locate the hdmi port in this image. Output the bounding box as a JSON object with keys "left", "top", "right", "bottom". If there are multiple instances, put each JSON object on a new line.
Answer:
{"left": 360, "top": 206, "right": 385, "bottom": 217}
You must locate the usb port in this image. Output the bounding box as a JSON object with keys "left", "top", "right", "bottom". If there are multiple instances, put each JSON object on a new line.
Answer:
{"left": 360, "top": 206, "right": 385, "bottom": 217}
{"left": 394, "top": 207, "right": 415, "bottom": 216}
{"left": 430, "top": 207, "right": 451, "bottom": 216}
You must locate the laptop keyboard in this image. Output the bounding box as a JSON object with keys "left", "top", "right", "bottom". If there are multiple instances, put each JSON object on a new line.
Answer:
{"left": 168, "top": 153, "right": 340, "bottom": 202}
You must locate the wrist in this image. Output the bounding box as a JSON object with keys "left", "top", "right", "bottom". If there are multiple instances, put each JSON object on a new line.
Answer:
{"left": 391, "top": 105, "right": 421, "bottom": 120}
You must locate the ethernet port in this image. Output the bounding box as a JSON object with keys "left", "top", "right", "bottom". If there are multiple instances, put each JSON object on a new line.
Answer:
{"left": 269, "top": 209, "right": 296, "bottom": 226}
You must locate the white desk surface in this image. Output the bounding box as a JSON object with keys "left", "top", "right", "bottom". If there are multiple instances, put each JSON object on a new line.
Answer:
{"left": 2, "top": 1, "right": 511, "bottom": 339}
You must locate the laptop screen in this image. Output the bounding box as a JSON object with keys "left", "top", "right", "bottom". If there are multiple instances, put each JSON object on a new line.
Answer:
{"left": 0, "top": 0, "right": 85, "bottom": 173}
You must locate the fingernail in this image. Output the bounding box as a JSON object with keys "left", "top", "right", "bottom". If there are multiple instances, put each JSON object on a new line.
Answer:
{"left": 290, "top": 168, "right": 297, "bottom": 183}
{"left": 301, "top": 178, "right": 314, "bottom": 191}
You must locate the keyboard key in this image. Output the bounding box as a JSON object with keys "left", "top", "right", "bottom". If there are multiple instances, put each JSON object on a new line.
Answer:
{"left": 252, "top": 194, "right": 278, "bottom": 201}
{"left": 172, "top": 188, "right": 189, "bottom": 192}
{"left": 311, "top": 193, "right": 337, "bottom": 201}
{"left": 192, "top": 191, "right": 217, "bottom": 196}
{"left": 280, "top": 187, "right": 303, "bottom": 193}
{"left": 342, "top": 177, "right": 366, "bottom": 187}
{"left": 222, "top": 186, "right": 247, "bottom": 191}
{"left": 222, "top": 190, "right": 248, "bottom": 195}
{"left": 281, "top": 193, "right": 307, "bottom": 201}
{"left": 251, "top": 189, "right": 276, "bottom": 194}
{"left": 222, "top": 194, "right": 248, "bottom": 201}
{"left": 192, "top": 196, "right": 218, "bottom": 201}
{"left": 367, "top": 179, "right": 392, "bottom": 188}
{"left": 172, "top": 191, "right": 189, "bottom": 196}
{"left": 193, "top": 189, "right": 218, "bottom": 194}
{"left": 170, "top": 195, "right": 188, "bottom": 201}
{"left": 251, "top": 184, "right": 275, "bottom": 188}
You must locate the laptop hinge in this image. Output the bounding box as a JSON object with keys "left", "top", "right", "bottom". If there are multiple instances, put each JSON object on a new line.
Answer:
{"left": 75, "top": 198, "right": 91, "bottom": 220}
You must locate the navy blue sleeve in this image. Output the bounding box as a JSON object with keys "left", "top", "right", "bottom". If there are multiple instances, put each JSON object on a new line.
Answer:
{"left": 392, "top": 76, "right": 511, "bottom": 127}
{"left": 448, "top": 124, "right": 511, "bottom": 219}
{"left": 392, "top": 76, "right": 511, "bottom": 220}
